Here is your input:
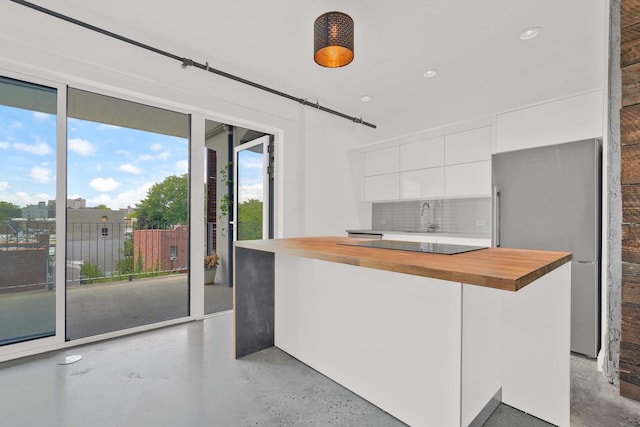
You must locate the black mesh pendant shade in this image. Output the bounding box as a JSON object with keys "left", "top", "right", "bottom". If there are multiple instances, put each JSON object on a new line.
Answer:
{"left": 314, "top": 12, "right": 354, "bottom": 68}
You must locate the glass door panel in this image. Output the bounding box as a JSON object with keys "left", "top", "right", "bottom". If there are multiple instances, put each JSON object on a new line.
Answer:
{"left": 65, "top": 88, "right": 190, "bottom": 340}
{"left": 234, "top": 135, "right": 270, "bottom": 241}
{"left": 0, "top": 76, "right": 57, "bottom": 346}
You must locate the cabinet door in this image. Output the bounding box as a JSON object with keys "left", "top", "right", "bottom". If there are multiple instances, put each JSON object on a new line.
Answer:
{"left": 400, "top": 136, "right": 445, "bottom": 171}
{"left": 400, "top": 167, "right": 445, "bottom": 199}
{"left": 364, "top": 146, "right": 399, "bottom": 176}
{"left": 444, "top": 161, "right": 491, "bottom": 198}
{"left": 364, "top": 173, "right": 399, "bottom": 201}
{"left": 445, "top": 127, "right": 493, "bottom": 165}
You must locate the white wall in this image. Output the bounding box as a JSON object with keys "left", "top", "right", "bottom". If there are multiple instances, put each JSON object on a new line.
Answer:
{"left": 495, "top": 90, "right": 604, "bottom": 153}
{"left": 303, "top": 108, "right": 374, "bottom": 235}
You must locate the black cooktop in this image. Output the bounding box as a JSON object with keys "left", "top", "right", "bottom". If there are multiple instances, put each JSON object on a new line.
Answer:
{"left": 338, "top": 239, "right": 488, "bottom": 255}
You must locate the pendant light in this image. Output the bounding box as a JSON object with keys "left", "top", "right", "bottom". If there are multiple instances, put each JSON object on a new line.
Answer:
{"left": 314, "top": 12, "right": 354, "bottom": 68}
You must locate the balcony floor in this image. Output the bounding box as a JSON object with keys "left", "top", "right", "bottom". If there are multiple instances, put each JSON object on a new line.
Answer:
{"left": 0, "top": 274, "right": 232, "bottom": 342}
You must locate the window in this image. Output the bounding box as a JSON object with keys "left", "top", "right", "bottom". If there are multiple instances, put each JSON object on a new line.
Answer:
{"left": 0, "top": 75, "right": 57, "bottom": 345}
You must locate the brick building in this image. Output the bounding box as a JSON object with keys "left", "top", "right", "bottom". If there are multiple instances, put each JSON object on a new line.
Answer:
{"left": 133, "top": 225, "right": 188, "bottom": 273}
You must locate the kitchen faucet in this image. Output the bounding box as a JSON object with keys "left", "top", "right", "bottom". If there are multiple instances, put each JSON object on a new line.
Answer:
{"left": 421, "top": 201, "right": 429, "bottom": 216}
{"left": 420, "top": 201, "right": 437, "bottom": 232}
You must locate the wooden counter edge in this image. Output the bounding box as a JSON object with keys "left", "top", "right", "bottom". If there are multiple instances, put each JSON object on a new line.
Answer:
{"left": 234, "top": 238, "right": 572, "bottom": 292}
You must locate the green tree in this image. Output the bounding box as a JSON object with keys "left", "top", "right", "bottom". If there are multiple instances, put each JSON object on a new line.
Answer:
{"left": 96, "top": 204, "right": 109, "bottom": 210}
{"left": 136, "top": 247, "right": 144, "bottom": 273}
{"left": 116, "top": 237, "right": 134, "bottom": 275}
{"left": 0, "top": 201, "right": 21, "bottom": 221}
{"left": 237, "top": 199, "right": 263, "bottom": 240}
{"left": 135, "top": 174, "right": 188, "bottom": 228}
{"left": 80, "top": 262, "right": 103, "bottom": 284}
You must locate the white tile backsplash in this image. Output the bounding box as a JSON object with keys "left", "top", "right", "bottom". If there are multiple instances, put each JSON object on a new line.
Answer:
{"left": 372, "top": 197, "right": 491, "bottom": 235}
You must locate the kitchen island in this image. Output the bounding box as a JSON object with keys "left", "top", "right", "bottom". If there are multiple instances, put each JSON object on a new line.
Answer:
{"left": 234, "top": 236, "right": 572, "bottom": 426}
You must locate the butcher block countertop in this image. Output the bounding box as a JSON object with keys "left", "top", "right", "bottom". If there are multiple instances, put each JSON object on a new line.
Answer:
{"left": 235, "top": 236, "right": 572, "bottom": 292}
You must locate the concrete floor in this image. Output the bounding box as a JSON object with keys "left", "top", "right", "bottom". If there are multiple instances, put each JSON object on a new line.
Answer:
{"left": 1, "top": 313, "right": 639, "bottom": 426}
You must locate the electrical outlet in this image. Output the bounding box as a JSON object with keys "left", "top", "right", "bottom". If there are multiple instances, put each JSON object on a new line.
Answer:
{"left": 475, "top": 219, "right": 487, "bottom": 226}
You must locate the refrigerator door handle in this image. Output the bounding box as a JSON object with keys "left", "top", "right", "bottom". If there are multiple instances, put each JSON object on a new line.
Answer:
{"left": 493, "top": 186, "right": 500, "bottom": 247}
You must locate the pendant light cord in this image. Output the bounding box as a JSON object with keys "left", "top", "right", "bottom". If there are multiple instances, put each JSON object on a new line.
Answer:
{"left": 9, "top": 0, "right": 377, "bottom": 129}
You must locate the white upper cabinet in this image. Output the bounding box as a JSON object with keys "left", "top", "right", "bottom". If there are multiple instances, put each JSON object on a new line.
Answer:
{"left": 364, "top": 146, "right": 399, "bottom": 176}
{"left": 445, "top": 127, "right": 493, "bottom": 165}
{"left": 358, "top": 123, "right": 495, "bottom": 201}
{"left": 400, "top": 167, "right": 445, "bottom": 199}
{"left": 400, "top": 136, "right": 445, "bottom": 171}
{"left": 444, "top": 161, "right": 491, "bottom": 198}
{"left": 364, "top": 173, "right": 399, "bottom": 201}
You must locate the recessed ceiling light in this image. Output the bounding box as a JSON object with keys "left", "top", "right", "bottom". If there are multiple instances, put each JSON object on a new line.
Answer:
{"left": 520, "top": 27, "right": 543, "bottom": 40}
{"left": 360, "top": 95, "right": 373, "bottom": 102}
{"left": 423, "top": 69, "right": 437, "bottom": 78}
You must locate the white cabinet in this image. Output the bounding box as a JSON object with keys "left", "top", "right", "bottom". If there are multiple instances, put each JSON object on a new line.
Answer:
{"left": 400, "top": 167, "right": 445, "bottom": 199}
{"left": 359, "top": 123, "right": 495, "bottom": 201}
{"left": 445, "top": 127, "right": 493, "bottom": 165}
{"left": 364, "top": 146, "right": 399, "bottom": 176}
{"left": 444, "top": 161, "right": 491, "bottom": 198}
{"left": 400, "top": 136, "right": 445, "bottom": 171}
{"left": 363, "top": 173, "right": 399, "bottom": 201}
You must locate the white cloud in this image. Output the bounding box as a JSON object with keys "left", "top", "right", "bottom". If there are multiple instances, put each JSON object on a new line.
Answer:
{"left": 139, "top": 151, "right": 172, "bottom": 161}
{"left": 151, "top": 143, "right": 162, "bottom": 151}
{"left": 176, "top": 160, "right": 188, "bottom": 173}
{"left": 87, "top": 182, "right": 154, "bottom": 210}
{"left": 13, "top": 140, "right": 53, "bottom": 156}
{"left": 32, "top": 112, "right": 52, "bottom": 122}
{"left": 238, "top": 183, "right": 263, "bottom": 203}
{"left": 29, "top": 166, "right": 53, "bottom": 183}
{"left": 68, "top": 138, "right": 97, "bottom": 156}
{"left": 119, "top": 164, "right": 142, "bottom": 175}
{"left": 89, "top": 177, "right": 120, "bottom": 192}
{"left": 0, "top": 191, "right": 53, "bottom": 208}
{"left": 115, "top": 149, "right": 131, "bottom": 157}
{"left": 10, "top": 121, "right": 23, "bottom": 130}
{"left": 0, "top": 181, "right": 8, "bottom": 191}
{"left": 242, "top": 158, "right": 264, "bottom": 169}
{"left": 0, "top": 141, "right": 9, "bottom": 149}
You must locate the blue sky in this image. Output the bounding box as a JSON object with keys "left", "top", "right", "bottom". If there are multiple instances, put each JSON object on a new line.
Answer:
{"left": 0, "top": 104, "right": 188, "bottom": 210}
{"left": 236, "top": 149, "right": 264, "bottom": 203}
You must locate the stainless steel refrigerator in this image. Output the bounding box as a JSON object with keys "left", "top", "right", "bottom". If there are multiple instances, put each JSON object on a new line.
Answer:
{"left": 492, "top": 139, "right": 601, "bottom": 357}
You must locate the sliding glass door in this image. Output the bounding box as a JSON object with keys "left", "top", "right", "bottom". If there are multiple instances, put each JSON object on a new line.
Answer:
{"left": 65, "top": 88, "right": 191, "bottom": 339}
{"left": 0, "top": 76, "right": 58, "bottom": 346}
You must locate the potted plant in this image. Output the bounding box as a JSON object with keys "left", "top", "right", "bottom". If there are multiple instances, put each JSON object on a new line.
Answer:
{"left": 204, "top": 251, "right": 220, "bottom": 285}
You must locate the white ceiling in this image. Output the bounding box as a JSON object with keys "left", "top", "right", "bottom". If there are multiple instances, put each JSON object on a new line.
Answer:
{"left": 30, "top": 0, "right": 606, "bottom": 135}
